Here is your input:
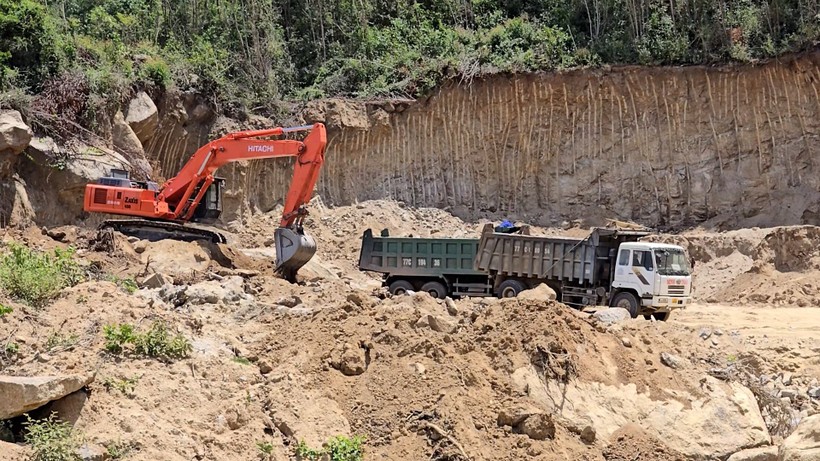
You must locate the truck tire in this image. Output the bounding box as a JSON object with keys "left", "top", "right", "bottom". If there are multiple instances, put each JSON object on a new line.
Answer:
{"left": 421, "top": 281, "right": 447, "bottom": 299}
{"left": 611, "top": 292, "right": 639, "bottom": 318}
{"left": 498, "top": 279, "right": 527, "bottom": 298}
{"left": 388, "top": 280, "right": 414, "bottom": 296}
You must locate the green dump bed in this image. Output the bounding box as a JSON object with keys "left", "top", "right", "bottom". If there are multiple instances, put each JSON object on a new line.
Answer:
{"left": 358, "top": 229, "right": 484, "bottom": 277}
{"left": 474, "top": 224, "right": 651, "bottom": 285}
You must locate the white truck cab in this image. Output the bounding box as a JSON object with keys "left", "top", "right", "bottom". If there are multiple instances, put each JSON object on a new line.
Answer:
{"left": 610, "top": 242, "right": 693, "bottom": 317}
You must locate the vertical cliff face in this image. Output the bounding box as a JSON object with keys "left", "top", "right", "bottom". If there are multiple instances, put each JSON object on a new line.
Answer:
{"left": 315, "top": 51, "right": 820, "bottom": 230}
{"left": 143, "top": 51, "right": 820, "bottom": 230}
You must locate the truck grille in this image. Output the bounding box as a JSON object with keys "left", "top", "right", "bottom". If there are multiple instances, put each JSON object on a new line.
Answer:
{"left": 667, "top": 285, "right": 685, "bottom": 295}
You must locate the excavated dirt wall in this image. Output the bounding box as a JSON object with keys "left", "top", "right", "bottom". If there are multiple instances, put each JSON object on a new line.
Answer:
{"left": 141, "top": 52, "right": 820, "bottom": 229}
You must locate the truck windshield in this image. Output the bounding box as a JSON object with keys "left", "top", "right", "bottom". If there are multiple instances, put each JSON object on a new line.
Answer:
{"left": 653, "top": 248, "right": 692, "bottom": 276}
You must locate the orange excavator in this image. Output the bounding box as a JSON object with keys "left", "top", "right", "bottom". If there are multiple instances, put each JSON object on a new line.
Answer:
{"left": 83, "top": 123, "right": 327, "bottom": 281}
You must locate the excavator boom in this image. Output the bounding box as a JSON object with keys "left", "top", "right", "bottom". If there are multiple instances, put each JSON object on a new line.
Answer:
{"left": 83, "top": 123, "right": 328, "bottom": 281}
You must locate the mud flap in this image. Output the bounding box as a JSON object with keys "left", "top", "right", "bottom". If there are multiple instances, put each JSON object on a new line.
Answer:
{"left": 274, "top": 227, "right": 316, "bottom": 282}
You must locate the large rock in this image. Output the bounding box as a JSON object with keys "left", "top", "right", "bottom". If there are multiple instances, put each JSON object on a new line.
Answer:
{"left": 125, "top": 92, "right": 159, "bottom": 144}
{"left": 779, "top": 414, "right": 820, "bottom": 461}
{"left": 0, "top": 110, "right": 32, "bottom": 155}
{"left": 112, "top": 111, "right": 151, "bottom": 178}
{"left": 0, "top": 174, "right": 35, "bottom": 227}
{"left": 593, "top": 308, "right": 632, "bottom": 324}
{"left": 30, "top": 389, "right": 88, "bottom": 425}
{"left": 729, "top": 446, "right": 778, "bottom": 461}
{"left": 517, "top": 283, "right": 557, "bottom": 301}
{"left": 0, "top": 374, "right": 95, "bottom": 419}
{"left": 513, "top": 366, "right": 769, "bottom": 459}
{"left": 20, "top": 137, "right": 133, "bottom": 224}
{"left": 329, "top": 343, "right": 367, "bottom": 376}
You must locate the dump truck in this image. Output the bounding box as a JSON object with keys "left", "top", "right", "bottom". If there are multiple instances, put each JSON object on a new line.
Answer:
{"left": 358, "top": 228, "right": 493, "bottom": 298}
{"left": 359, "top": 223, "right": 693, "bottom": 320}
{"left": 474, "top": 223, "right": 693, "bottom": 319}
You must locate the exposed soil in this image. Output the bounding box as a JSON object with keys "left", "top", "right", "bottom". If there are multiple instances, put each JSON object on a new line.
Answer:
{"left": 2, "top": 200, "right": 820, "bottom": 461}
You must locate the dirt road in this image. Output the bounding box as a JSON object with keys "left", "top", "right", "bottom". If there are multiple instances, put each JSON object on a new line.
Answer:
{"left": 675, "top": 303, "right": 820, "bottom": 341}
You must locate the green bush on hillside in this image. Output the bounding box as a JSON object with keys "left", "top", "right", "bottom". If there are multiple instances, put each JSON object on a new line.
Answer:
{"left": 0, "top": 244, "right": 83, "bottom": 308}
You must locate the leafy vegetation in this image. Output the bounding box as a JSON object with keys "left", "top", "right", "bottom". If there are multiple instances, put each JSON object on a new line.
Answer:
{"left": 102, "top": 375, "right": 140, "bottom": 397}
{"left": 103, "top": 321, "right": 192, "bottom": 361}
{"left": 0, "top": 244, "right": 83, "bottom": 308}
{"left": 0, "top": 303, "right": 11, "bottom": 317}
{"left": 295, "top": 435, "right": 365, "bottom": 461}
{"left": 105, "top": 440, "right": 136, "bottom": 459}
{"left": 1, "top": 0, "right": 817, "bottom": 119}
{"left": 24, "top": 413, "right": 82, "bottom": 461}
{"left": 105, "top": 274, "right": 138, "bottom": 294}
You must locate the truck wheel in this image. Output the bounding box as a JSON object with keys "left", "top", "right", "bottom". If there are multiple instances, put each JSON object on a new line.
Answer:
{"left": 388, "top": 280, "right": 414, "bottom": 296}
{"left": 611, "top": 292, "right": 639, "bottom": 318}
{"left": 421, "top": 281, "right": 447, "bottom": 299}
{"left": 498, "top": 280, "right": 526, "bottom": 298}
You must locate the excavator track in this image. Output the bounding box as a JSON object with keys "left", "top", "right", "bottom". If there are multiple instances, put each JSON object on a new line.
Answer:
{"left": 100, "top": 219, "right": 227, "bottom": 244}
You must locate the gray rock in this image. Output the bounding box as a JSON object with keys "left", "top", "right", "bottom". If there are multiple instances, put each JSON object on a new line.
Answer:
{"left": 714, "top": 329, "right": 724, "bottom": 336}
{"left": 660, "top": 352, "right": 685, "bottom": 370}
{"left": 429, "top": 315, "right": 457, "bottom": 334}
{"left": 782, "top": 372, "right": 793, "bottom": 386}
{"left": 781, "top": 389, "right": 799, "bottom": 400}
{"left": 0, "top": 110, "right": 32, "bottom": 155}
{"left": 808, "top": 387, "right": 820, "bottom": 399}
{"left": 0, "top": 374, "right": 95, "bottom": 419}
{"left": 699, "top": 328, "right": 713, "bottom": 340}
{"left": 621, "top": 337, "right": 633, "bottom": 348}
{"left": 77, "top": 443, "right": 106, "bottom": 461}
{"left": 276, "top": 296, "right": 302, "bottom": 308}
{"left": 593, "top": 308, "right": 631, "bottom": 325}
{"left": 258, "top": 360, "right": 273, "bottom": 374}
{"left": 445, "top": 297, "right": 458, "bottom": 316}
{"left": 580, "top": 426, "right": 596, "bottom": 444}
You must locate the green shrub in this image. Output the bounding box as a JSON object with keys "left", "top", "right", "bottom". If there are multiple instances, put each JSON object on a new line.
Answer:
{"left": 0, "top": 303, "right": 11, "bottom": 317}
{"left": 0, "top": 244, "right": 83, "bottom": 308}
{"left": 139, "top": 57, "right": 171, "bottom": 88}
{"left": 24, "top": 413, "right": 82, "bottom": 461}
{"left": 102, "top": 375, "right": 139, "bottom": 397}
{"left": 103, "top": 321, "right": 192, "bottom": 361}
{"left": 103, "top": 323, "right": 135, "bottom": 354}
{"left": 104, "top": 274, "right": 138, "bottom": 294}
{"left": 295, "top": 435, "right": 365, "bottom": 461}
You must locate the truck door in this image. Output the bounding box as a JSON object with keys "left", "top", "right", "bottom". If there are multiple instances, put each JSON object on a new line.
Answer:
{"left": 614, "top": 249, "right": 654, "bottom": 292}
{"left": 629, "top": 249, "right": 654, "bottom": 294}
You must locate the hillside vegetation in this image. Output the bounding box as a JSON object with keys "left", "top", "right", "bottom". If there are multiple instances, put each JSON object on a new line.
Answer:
{"left": 1, "top": 0, "right": 818, "bottom": 119}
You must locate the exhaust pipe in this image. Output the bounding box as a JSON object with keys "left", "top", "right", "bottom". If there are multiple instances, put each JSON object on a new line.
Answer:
{"left": 274, "top": 227, "right": 317, "bottom": 282}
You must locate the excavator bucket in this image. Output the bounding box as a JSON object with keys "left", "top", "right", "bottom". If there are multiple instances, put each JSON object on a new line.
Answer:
{"left": 274, "top": 227, "right": 317, "bottom": 282}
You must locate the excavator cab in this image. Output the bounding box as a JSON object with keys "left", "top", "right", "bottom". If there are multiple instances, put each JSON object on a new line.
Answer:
{"left": 191, "top": 178, "right": 225, "bottom": 223}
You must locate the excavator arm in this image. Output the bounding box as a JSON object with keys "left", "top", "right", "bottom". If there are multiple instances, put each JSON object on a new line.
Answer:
{"left": 83, "top": 123, "right": 327, "bottom": 281}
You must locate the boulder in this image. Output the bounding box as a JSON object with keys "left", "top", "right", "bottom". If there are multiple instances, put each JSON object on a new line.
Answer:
{"left": 514, "top": 366, "right": 770, "bottom": 459}
{"left": 30, "top": 389, "right": 88, "bottom": 425}
{"left": 518, "top": 283, "right": 557, "bottom": 301}
{"left": 125, "top": 92, "right": 159, "bottom": 144}
{"left": 0, "top": 374, "right": 95, "bottom": 419}
{"left": 330, "top": 343, "right": 367, "bottom": 376}
{"left": 140, "top": 272, "right": 170, "bottom": 289}
{"left": 660, "top": 352, "right": 685, "bottom": 369}
{"left": 593, "top": 308, "right": 632, "bottom": 325}
{"left": 112, "top": 111, "right": 151, "bottom": 177}
{"left": 0, "top": 110, "right": 32, "bottom": 155}
{"left": 497, "top": 405, "right": 541, "bottom": 427}
{"left": 728, "top": 446, "right": 778, "bottom": 461}
{"left": 778, "top": 414, "right": 820, "bottom": 461}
